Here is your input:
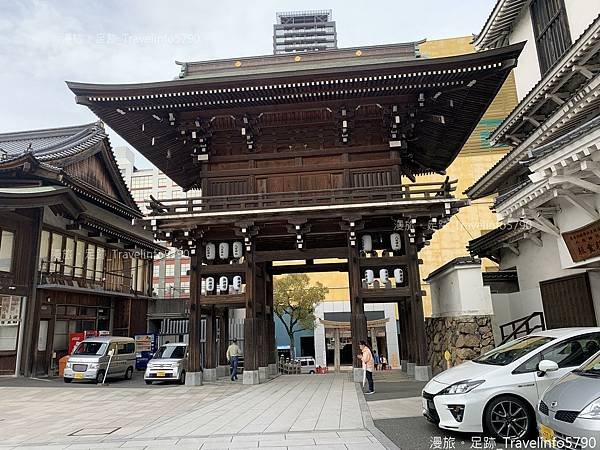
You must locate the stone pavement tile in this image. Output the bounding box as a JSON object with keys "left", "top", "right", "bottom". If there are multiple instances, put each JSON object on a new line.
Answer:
{"left": 238, "top": 435, "right": 284, "bottom": 442}
{"left": 312, "top": 436, "right": 345, "bottom": 445}
{"left": 345, "top": 444, "right": 385, "bottom": 450}
{"left": 339, "top": 435, "right": 373, "bottom": 444}
{"left": 120, "top": 439, "right": 180, "bottom": 447}
{"left": 16, "top": 447, "right": 71, "bottom": 450}
{"left": 66, "top": 442, "right": 128, "bottom": 449}
{"left": 336, "top": 430, "right": 371, "bottom": 438}
{"left": 224, "top": 441, "right": 258, "bottom": 449}
{"left": 281, "top": 446, "right": 346, "bottom": 450}
{"left": 175, "top": 438, "right": 208, "bottom": 447}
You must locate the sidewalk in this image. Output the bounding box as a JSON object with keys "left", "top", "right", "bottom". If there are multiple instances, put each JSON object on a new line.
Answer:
{"left": 0, "top": 374, "right": 391, "bottom": 449}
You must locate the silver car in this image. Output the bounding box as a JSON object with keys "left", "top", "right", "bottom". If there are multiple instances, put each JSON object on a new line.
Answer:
{"left": 144, "top": 342, "right": 187, "bottom": 385}
{"left": 64, "top": 336, "right": 136, "bottom": 384}
{"left": 537, "top": 350, "right": 600, "bottom": 449}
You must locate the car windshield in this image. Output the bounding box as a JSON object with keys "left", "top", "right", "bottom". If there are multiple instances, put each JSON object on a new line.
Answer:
{"left": 73, "top": 341, "right": 108, "bottom": 356}
{"left": 154, "top": 345, "right": 186, "bottom": 359}
{"left": 474, "top": 336, "right": 554, "bottom": 366}
{"left": 576, "top": 352, "right": 600, "bottom": 377}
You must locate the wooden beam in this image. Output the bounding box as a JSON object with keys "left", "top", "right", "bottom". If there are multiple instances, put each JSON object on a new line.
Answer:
{"left": 269, "top": 262, "right": 347, "bottom": 275}
{"left": 549, "top": 175, "right": 600, "bottom": 194}
{"left": 556, "top": 190, "right": 599, "bottom": 221}
{"left": 255, "top": 247, "right": 347, "bottom": 262}
{"left": 360, "top": 287, "right": 411, "bottom": 298}
{"left": 199, "top": 264, "right": 246, "bottom": 274}
{"left": 198, "top": 294, "right": 246, "bottom": 307}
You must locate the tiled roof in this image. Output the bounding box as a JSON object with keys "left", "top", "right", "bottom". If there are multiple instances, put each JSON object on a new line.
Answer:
{"left": 525, "top": 115, "right": 600, "bottom": 164}
{"left": 465, "top": 15, "right": 600, "bottom": 200}
{"left": 473, "top": 0, "right": 529, "bottom": 50}
{"left": 424, "top": 256, "right": 481, "bottom": 281}
{"left": 177, "top": 41, "right": 422, "bottom": 80}
{"left": 467, "top": 223, "right": 523, "bottom": 258}
{"left": 0, "top": 122, "right": 106, "bottom": 162}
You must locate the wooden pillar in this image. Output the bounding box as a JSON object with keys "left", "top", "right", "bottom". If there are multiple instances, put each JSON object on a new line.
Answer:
{"left": 188, "top": 251, "right": 203, "bottom": 372}
{"left": 243, "top": 246, "right": 259, "bottom": 371}
{"left": 407, "top": 242, "right": 428, "bottom": 366}
{"left": 266, "top": 264, "right": 276, "bottom": 365}
{"left": 218, "top": 308, "right": 229, "bottom": 366}
{"left": 205, "top": 305, "right": 217, "bottom": 369}
{"left": 348, "top": 242, "right": 367, "bottom": 368}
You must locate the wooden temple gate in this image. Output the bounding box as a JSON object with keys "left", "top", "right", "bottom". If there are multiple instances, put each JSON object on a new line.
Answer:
{"left": 67, "top": 41, "right": 523, "bottom": 382}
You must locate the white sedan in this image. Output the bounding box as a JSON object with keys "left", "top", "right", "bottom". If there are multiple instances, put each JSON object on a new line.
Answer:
{"left": 423, "top": 327, "right": 600, "bottom": 440}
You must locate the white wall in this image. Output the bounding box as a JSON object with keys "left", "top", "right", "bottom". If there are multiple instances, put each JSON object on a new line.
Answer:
{"left": 313, "top": 303, "right": 327, "bottom": 367}
{"left": 508, "top": 8, "right": 542, "bottom": 101}
{"left": 564, "top": 0, "right": 600, "bottom": 42}
{"left": 429, "top": 263, "right": 494, "bottom": 317}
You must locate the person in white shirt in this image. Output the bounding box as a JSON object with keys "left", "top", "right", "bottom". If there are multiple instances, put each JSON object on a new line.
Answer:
{"left": 226, "top": 339, "right": 241, "bottom": 381}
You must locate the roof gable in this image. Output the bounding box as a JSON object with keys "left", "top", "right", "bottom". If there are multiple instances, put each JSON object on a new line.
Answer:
{"left": 0, "top": 122, "right": 141, "bottom": 218}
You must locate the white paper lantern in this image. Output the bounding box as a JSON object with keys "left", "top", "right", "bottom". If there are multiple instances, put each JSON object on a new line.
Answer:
{"left": 361, "top": 234, "right": 373, "bottom": 252}
{"left": 205, "top": 242, "right": 216, "bottom": 260}
{"left": 205, "top": 277, "right": 215, "bottom": 291}
{"left": 219, "top": 242, "right": 229, "bottom": 259}
{"left": 394, "top": 268, "right": 404, "bottom": 284}
{"left": 219, "top": 276, "right": 229, "bottom": 292}
{"left": 233, "top": 275, "right": 242, "bottom": 291}
{"left": 232, "top": 241, "right": 243, "bottom": 258}
{"left": 365, "top": 269, "right": 374, "bottom": 284}
{"left": 379, "top": 269, "right": 389, "bottom": 283}
{"left": 390, "top": 233, "right": 402, "bottom": 251}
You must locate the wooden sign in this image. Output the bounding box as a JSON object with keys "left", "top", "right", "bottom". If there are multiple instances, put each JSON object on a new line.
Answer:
{"left": 562, "top": 219, "right": 600, "bottom": 262}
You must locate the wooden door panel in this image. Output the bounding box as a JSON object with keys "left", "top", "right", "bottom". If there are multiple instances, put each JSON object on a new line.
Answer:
{"left": 540, "top": 273, "right": 597, "bottom": 329}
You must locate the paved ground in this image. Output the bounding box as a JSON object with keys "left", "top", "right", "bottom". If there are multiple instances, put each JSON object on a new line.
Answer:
{"left": 366, "top": 370, "right": 510, "bottom": 450}
{"left": 0, "top": 373, "right": 391, "bottom": 450}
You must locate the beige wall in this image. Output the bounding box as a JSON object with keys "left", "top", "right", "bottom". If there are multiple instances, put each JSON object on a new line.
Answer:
{"left": 418, "top": 37, "right": 518, "bottom": 316}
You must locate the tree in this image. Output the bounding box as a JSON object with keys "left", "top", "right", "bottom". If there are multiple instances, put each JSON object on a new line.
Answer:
{"left": 273, "top": 273, "right": 328, "bottom": 358}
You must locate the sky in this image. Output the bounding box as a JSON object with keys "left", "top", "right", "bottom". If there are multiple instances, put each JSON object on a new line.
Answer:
{"left": 0, "top": 0, "right": 495, "bottom": 169}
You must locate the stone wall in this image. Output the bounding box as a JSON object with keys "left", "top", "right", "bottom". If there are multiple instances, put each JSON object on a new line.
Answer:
{"left": 425, "top": 315, "right": 495, "bottom": 375}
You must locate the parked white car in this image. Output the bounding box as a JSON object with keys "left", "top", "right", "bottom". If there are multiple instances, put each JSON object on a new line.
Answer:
{"left": 537, "top": 350, "right": 600, "bottom": 448}
{"left": 423, "top": 328, "right": 600, "bottom": 440}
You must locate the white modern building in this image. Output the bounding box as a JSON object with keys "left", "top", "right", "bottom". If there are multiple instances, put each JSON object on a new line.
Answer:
{"left": 467, "top": 1, "right": 600, "bottom": 336}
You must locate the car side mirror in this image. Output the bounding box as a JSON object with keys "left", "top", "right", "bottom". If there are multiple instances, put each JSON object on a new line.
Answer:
{"left": 537, "top": 359, "right": 559, "bottom": 376}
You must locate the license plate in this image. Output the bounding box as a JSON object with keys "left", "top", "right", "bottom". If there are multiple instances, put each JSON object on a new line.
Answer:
{"left": 539, "top": 424, "right": 555, "bottom": 444}
{"left": 157, "top": 371, "right": 165, "bottom": 377}
{"left": 74, "top": 373, "right": 84, "bottom": 379}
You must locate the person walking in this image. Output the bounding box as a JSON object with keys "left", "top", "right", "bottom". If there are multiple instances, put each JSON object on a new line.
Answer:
{"left": 373, "top": 350, "right": 380, "bottom": 371}
{"left": 380, "top": 354, "right": 387, "bottom": 370}
{"left": 226, "top": 339, "right": 241, "bottom": 381}
{"left": 357, "top": 340, "right": 375, "bottom": 394}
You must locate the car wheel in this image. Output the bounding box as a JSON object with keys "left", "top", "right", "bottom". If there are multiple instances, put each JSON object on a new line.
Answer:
{"left": 124, "top": 366, "right": 133, "bottom": 380}
{"left": 484, "top": 395, "right": 534, "bottom": 441}
{"left": 178, "top": 370, "right": 186, "bottom": 385}
{"left": 64, "top": 377, "right": 73, "bottom": 383}
{"left": 309, "top": 370, "right": 315, "bottom": 374}
{"left": 95, "top": 370, "right": 106, "bottom": 385}
{"left": 145, "top": 380, "right": 153, "bottom": 385}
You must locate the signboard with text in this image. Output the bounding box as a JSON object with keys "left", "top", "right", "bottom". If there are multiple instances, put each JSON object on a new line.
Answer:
{"left": 562, "top": 219, "right": 600, "bottom": 263}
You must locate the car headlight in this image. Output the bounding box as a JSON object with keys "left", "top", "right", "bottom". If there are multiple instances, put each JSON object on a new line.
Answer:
{"left": 440, "top": 380, "right": 485, "bottom": 395}
{"left": 88, "top": 363, "right": 99, "bottom": 370}
{"left": 65, "top": 362, "right": 72, "bottom": 369}
{"left": 579, "top": 398, "right": 600, "bottom": 419}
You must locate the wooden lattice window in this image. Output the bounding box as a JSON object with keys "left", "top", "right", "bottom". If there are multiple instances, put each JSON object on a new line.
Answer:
{"left": 530, "top": 0, "right": 571, "bottom": 75}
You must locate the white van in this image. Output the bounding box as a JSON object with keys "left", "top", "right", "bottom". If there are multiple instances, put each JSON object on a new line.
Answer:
{"left": 64, "top": 336, "right": 136, "bottom": 384}
{"left": 297, "top": 357, "right": 317, "bottom": 374}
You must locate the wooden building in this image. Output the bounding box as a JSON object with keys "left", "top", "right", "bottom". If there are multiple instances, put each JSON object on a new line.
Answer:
{"left": 0, "top": 122, "right": 162, "bottom": 376}
{"left": 67, "top": 42, "right": 522, "bottom": 382}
